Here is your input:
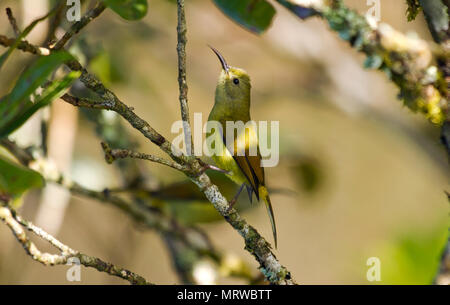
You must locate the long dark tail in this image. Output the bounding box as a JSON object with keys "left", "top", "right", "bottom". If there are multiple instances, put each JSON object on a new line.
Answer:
{"left": 259, "top": 185, "right": 277, "bottom": 248}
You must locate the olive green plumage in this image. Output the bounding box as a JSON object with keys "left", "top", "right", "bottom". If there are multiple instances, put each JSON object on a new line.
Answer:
{"left": 207, "top": 47, "right": 277, "bottom": 248}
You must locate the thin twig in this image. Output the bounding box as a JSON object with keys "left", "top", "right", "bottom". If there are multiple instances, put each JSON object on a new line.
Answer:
{"left": 0, "top": 139, "right": 34, "bottom": 165}
{"left": 6, "top": 8, "right": 21, "bottom": 37}
{"left": 0, "top": 35, "right": 50, "bottom": 55}
{"left": 0, "top": 205, "right": 152, "bottom": 285}
{"left": 51, "top": 2, "right": 106, "bottom": 50}
{"left": 101, "top": 142, "right": 189, "bottom": 172}
{"left": 176, "top": 0, "right": 193, "bottom": 156}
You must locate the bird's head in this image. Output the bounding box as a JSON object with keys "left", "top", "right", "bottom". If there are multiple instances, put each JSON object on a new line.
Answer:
{"left": 210, "top": 46, "right": 251, "bottom": 102}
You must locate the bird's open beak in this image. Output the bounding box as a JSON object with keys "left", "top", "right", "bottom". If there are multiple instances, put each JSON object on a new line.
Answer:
{"left": 209, "top": 46, "right": 229, "bottom": 73}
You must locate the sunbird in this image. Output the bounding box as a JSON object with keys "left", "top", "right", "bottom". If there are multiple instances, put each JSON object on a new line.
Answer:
{"left": 207, "top": 47, "right": 277, "bottom": 248}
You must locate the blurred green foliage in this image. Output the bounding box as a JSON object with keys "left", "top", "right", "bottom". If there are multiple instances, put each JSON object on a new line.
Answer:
{"left": 374, "top": 225, "right": 448, "bottom": 284}
{"left": 0, "top": 152, "right": 44, "bottom": 201}
{"left": 103, "top": 0, "right": 148, "bottom": 21}
{"left": 292, "top": 157, "right": 323, "bottom": 194}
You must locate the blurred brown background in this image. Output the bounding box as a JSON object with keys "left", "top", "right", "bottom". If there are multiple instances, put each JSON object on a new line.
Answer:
{"left": 0, "top": 0, "right": 448, "bottom": 284}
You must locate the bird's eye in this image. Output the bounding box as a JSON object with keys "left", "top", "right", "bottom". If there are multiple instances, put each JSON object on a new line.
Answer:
{"left": 233, "top": 78, "right": 239, "bottom": 85}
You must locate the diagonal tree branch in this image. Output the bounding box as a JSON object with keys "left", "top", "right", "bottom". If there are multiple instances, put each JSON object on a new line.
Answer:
{"left": 6, "top": 7, "right": 21, "bottom": 37}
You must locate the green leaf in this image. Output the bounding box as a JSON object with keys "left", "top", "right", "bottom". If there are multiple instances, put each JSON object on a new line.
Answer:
{"left": 213, "top": 0, "right": 276, "bottom": 34}
{"left": 103, "top": 0, "right": 148, "bottom": 20}
{"left": 0, "top": 71, "right": 81, "bottom": 138}
{"left": 0, "top": 7, "right": 57, "bottom": 71}
{"left": 0, "top": 154, "right": 44, "bottom": 198}
{"left": 0, "top": 51, "right": 77, "bottom": 138}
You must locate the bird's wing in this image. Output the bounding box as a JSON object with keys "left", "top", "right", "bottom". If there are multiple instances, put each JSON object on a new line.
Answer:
{"left": 226, "top": 123, "right": 265, "bottom": 200}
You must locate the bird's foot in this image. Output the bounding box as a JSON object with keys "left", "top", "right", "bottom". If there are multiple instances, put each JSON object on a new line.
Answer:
{"left": 227, "top": 197, "right": 238, "bottom": 212}
{"left": 195, "top": 159, "right": 229, "bottom": 176}
{"left": 226, "top": 184, "right": 245, "bottom": 212}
